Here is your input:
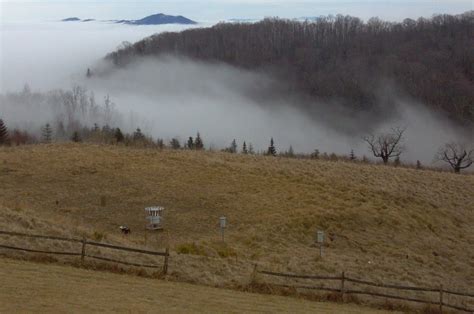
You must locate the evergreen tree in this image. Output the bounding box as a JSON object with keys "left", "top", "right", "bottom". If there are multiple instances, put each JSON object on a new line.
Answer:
{"left": 170, "top": 138, "right": 181, "bottom": 149}
{"left": 230, "top": 139, "right": 237, "bottom": 153}
{"left": 56, "top": 121, "right": 66, "bottom": 140}
{"left": 242, "top": 141, "right": 248, "bottom": 154}
{"left": 41, "top": 123, "right": 53, "bottom": 143}
{"left": 187, "top": 136, "right": 194, "bottom": 149}
{"left": 133, "top": 128, "right": 144, "bottom": 141}
{"left": 0, "top": 119, "right": 9, "bottom": 145}
{"left": 267, "top": 138, "right": 276, "bottom": 156}
{"left": 71, "top": 131, "right": 81, "bottom": 142}
{"left": 195, "top": 132, "right": 204, "bottom": 150}
{"left": 156, "top": 138, "right": 164, "bottom": 149}
{"left": 22, "top": 84, "right": 31, "bottom": 95}
{"left": 248, "top": 143, "right": 254, "bottom": 155}
{"left": 350, "top": 149, "right": 356, "bottom": 161}
{"left": 114, "top": 128, "right": 124, "bottom": 143}
{"left": 287, "top": 145, "right": 295, "bottom": 157}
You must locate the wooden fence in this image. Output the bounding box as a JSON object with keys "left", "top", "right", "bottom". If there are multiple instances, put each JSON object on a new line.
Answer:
{"left": 0, "top": 230, "right": 169, "bottom": 274}
{"left": 257, "top": 268, "right": 474, "bottom": 313}
{"left": 1, "top": 229, "right": 473, "bottom": 312}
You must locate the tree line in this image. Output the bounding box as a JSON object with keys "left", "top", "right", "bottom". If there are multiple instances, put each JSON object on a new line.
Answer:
{"left": 0, "top": 117, "right": 472, "bottom": 173}
{"left": 0, "top": 85, "right": 122, "bottom": 139}
{"left": 106, "top": 12, "right": 474, "bottom": 128}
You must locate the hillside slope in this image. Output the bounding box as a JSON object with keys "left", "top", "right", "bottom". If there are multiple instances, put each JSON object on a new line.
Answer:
{"left": 0, "top": 258, "right": 395, "bottom": 313}
{"left": 0, "top": 144, "right": 473, "bottom": 295}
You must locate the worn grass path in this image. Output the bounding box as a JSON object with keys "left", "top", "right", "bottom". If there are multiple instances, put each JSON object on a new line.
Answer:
{"left": 0, "top": 258, "right": 396, "bottom": 313}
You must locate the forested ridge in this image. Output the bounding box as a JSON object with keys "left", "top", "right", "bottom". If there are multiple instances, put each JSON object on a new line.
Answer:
{"left": 106, "top": 12, "right": 474, "bottom": 125}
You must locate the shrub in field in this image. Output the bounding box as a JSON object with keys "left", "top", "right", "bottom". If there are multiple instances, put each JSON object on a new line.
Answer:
{"left": 176, "top": 243, "right": 207, "bottom": 256}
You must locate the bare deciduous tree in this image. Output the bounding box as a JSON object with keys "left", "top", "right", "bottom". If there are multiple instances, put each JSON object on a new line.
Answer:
{"left": 436, "top": 142, "right": 473, "bottom": 173}
{"left": 363, "top": 127, "right": 406, "bottom": 164}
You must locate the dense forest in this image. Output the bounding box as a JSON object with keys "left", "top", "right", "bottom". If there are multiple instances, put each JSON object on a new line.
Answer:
{"left": 106, "top": 12, "right": 474, "bottom": 127}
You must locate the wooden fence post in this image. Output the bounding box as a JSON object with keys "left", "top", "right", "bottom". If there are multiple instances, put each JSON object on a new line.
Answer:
{"left": 439, "top": 284, "right": 443, "bottom": 314}
{"left": 162, "top": 248, "right": 169, "bottom": 275}
{"left": 341, "top": 271, "right": 345, "bottom": 302}
{"left": 81, "top": 236, "right": 87, "bottom": 265}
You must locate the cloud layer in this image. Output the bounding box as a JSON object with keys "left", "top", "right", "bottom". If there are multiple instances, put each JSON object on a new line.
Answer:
{"left": 1, "top": 18, "right": 471, "bottom": 164}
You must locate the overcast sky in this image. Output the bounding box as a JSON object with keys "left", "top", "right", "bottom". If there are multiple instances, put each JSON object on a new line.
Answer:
{"left": 1, "top": 0, "right": 472, "bottom": 23}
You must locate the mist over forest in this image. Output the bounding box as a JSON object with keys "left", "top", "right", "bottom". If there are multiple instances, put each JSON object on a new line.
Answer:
{"left": 108, "top": 12, "right": 474, "bottom": 126}
{"left": 1, "top": 11, "right": 473, "bottom": 165}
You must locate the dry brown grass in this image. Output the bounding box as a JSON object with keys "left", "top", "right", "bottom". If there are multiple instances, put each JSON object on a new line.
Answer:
{"left": 0, "top": 257, "right": 395, "bottom": 313}
{"left": 0, "top": 143, "right": 473, "bottom": 305}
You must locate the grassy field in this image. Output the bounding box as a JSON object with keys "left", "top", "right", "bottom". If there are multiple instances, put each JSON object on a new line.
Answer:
{"left": 0, "top": 143, "right": 473, "bottom": 307}
{"left": 0, "top": 258, "right": 395, "bottom": 313}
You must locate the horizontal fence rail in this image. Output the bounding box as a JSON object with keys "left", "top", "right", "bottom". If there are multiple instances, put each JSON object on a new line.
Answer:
{"left": 273, "top": 283, "right": 342, "bottom": 293}
{"left": 257, "top": 269, "right": 474, "bottom": 313}
{"left": 258, "top": 270, "right": 341, "bottom": 280}
{"left": 0, "top": 229, "right": 169, "bottom": 274}
{"left": 0, "top": 230, "right": 82, "bottom": 243}
{"left": 84, "top": 255, "right": 162, "bottom": 269}
{"left": 345, "top": 277, "right": 439, "bottom": 292}
{"left": 443, "top": 289, "right": 474, "bottom": 299}
{"left": 85, "top": 241, "right": 168, "bottom": 256}
{"left": 0, "top": 244, "right": 81, "bottom": 256}
{"left": 345, "top": 289, "right": 435, "bottom": 305}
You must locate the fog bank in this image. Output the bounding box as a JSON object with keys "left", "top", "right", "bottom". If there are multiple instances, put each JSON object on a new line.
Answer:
{"left": 1, "top": 20, "right": 471, "bottom": 164}
{"left": 90, "top": 57, "right": 471, "bottom": 161}
{"left": 0, "top": 21, "right": 203, "bottom": 92}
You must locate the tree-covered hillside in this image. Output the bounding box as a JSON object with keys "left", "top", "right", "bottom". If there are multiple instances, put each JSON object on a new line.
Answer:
{"left": 106, "top": 12, "right": 474, "bottom": 126}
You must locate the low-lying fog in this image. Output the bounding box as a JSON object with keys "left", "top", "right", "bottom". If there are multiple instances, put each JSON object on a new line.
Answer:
{"left": 0, "top": 19, "right": 471, "bottom": 164}
{"left": 0, "top": 21, "right": 204, "bottom": 91}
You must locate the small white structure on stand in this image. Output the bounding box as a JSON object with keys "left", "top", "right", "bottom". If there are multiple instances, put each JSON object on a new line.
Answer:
{"left": 220, "top": 216, "right": 227, "bottom": 242}
{"left": 145, "top": 206, "right": 164, "bottom": 230}
{"left": 316, "top": 230, "right": 325, "bottom": 257}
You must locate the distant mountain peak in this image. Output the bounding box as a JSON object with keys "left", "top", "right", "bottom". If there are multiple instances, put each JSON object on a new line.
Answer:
{"left": 118, "top": 13, "right": 197, "bottom": 25}
{"left": 61, "top": 17, "right": 96, "bottom": 22}
{"left": 61, "top": 13, "right": 196, "bottom": 25}
{"left": 62, "top": 17, "right": 81, "bottom": 22}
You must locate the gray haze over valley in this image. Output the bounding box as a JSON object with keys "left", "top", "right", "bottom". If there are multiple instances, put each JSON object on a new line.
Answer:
{"left": 1, "top": 0, "right": 472, "bottom": 163}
